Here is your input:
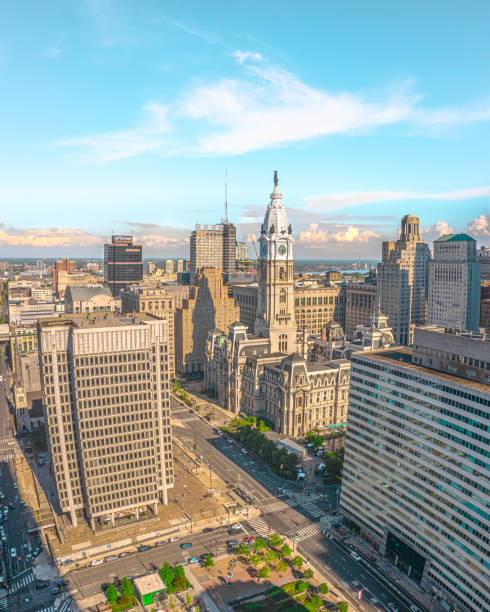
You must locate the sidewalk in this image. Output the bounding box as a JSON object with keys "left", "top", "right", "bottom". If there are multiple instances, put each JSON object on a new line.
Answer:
{"left": 187, "top": 567, "right": 227, "bottom": 612}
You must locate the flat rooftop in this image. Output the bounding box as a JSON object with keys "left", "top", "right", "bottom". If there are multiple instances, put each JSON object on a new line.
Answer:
{"left": 38, "top": 312, "right": 158, "bottom": 330}
{"left": 357, "top": 348, "right": 490, "bottom": 395}
{"left": 133, "top": 572, "right": 165, "bottom": 594}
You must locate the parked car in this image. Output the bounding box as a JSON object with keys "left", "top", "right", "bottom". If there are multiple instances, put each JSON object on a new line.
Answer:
{"left": 228, "top": 528, "right": 242, "bottom": 535}
{"left": 231, "top": 523, "right": 241, "bottom": 529}
{"left": 104, "top": 555, "right": 118, "bottom": 562}
{"left": 90, "top": 559, "right": 103, "bottom": 566}
{"left": 155, "top": 541, "right": 166, "bottom": 547}
{"left": 203, "top": 528, "right": 214, "bottom": 533}
{"left": 243, "top": 536, "right": 255, "bottom": 543}
{"left": 138, "top": 545, "right": 151, "bottom": 552}
{"left": 119, "top": 551, "right": 131, "bottom": 558}
{"left": 180, "top": 543, "right": 192, "bottom": 549}
{"left": 350, "top": 551, "right": 361, "bottom": 561}
{"left": 188, "top": 556, "right": 200, "bottom": 564}
{"left": 169, "top": 536, "right": 180, "bottom": 543}
{"left": 226, "top": 540, "right": 239, "bottom": 547}
{"left": 10, "top": 547, "right": 16, "bottom": 558}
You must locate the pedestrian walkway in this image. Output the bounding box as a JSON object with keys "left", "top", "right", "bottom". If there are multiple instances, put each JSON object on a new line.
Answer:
{"left": 245, "top": 516, "right": 270, "bottom": 536}
{"left": 173, "top": 414, "right": 200, "bottom": 424}
{"left": 36, "top": 606, "right": 55, "bottom": 612}
{"left": 9, "top": 571, "right": 34, "bottom": 592}
{"left": 300, "top": 501, "right": 325, "bottom": 518}
{"left": 294, "top": 521, "right": 324, "bottom": 542}
{"left": 260, "top": 498, "right": 298, "bottom": 514}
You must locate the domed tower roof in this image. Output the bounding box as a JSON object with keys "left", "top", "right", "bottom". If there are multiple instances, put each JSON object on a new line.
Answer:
{"left": 262, "top": 171, "right": 290, "bottom": 238}
{"left": 400, "top": 214, "right": 421, "bottom": 241}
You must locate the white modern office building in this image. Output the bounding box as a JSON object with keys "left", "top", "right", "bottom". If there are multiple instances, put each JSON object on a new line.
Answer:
{"left": 340, "top": 326, "right": 489, "bottom": 612}
{"left": 428, "top": 234, "right": 481, "bottom": 332}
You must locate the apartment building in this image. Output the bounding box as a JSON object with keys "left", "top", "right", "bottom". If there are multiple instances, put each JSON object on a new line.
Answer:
{"left": 340, "top": 327, "right": 489, "bottom": 612}
{"left": 377, "top": 215, "right": 430, "bottom": 344}
{"left": 428, "top": 234, "right": 481, "bottom": 331}
{"left": 38, "top": 313, "right": 173, "bottom": 531}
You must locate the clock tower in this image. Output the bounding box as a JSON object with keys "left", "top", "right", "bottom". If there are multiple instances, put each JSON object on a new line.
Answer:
{"left": 254, "top": 171, "right": 297, "bottom": 354}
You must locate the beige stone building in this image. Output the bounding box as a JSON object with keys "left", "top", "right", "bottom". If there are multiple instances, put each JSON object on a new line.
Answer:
{"left": 175, "top": 268, "right": 240, "bottom": 376}
{"left": 55, "top": 271, "right": 96, "bottom": 298}
{"left": 344, "top": 284, "right": 377, "bottom": 338}
{"left": 121, "top": 285, "right": 184, "bottom": 379}
{"left": 377, "top": 215, "right": 430, "bottom": 345}
{"left": 64, "top": 286, "right": 120, "bottom": 315}
{"left": 205, "top": 173, "right": 351, "bottom": 437}
{"left": 38, "top": 313, "right": 173, "bottom": 531}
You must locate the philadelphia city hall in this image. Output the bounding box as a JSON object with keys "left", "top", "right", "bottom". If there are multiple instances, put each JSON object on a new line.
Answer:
{"left": 204, "top": 172, "right": 352, "bottom": 437}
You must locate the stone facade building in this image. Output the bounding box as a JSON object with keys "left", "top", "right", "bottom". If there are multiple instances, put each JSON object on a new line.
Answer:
{"left": 377, "top": 215, "right": 430, "bottom": 345}
{"left": 64, "top": 286, "right": 120, "bottom": 315}
{"left": 175, "top": 268, "right": 240, "bottom": 376}
{"left": 38, "top": 313, "right": 173, "bottom": 531}
{"left": 205, "top": 173, "right": 350, "bottom": 437}
{"left": 344, "top": 284, "right": 377, "bottom": 338}
{"left": 428, "top": 234, "right": 481, "bottom": 331}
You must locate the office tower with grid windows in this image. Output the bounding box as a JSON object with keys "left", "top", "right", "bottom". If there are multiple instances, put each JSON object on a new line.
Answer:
{"left": 428, "top": 233, "right": 481, "bottom": 331}
{"left": 377, "top": 215, "right": 430, "bottom": 345}
{"left": 38, "top": 312, "right": 173, "bottom": 531}
{"left": 104, "top": 235, "right": 143, "bottom": 297}
{"left": 340, "top": 326, "right": 489, "bottom": 612}
{"left": 189, "top": 222, "right": 237, "bottom": 283}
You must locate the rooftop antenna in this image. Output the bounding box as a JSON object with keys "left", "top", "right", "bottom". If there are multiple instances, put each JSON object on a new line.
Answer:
{"left": 224, "top": 168, "right": 229, "bottom": 223}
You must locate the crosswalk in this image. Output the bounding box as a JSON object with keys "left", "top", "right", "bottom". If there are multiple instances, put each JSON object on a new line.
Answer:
{"left": 9, "top": 571, "right": 34, "bottom": 592}
{"left": 173, "top": 415, "right": 199, "bottom": 424}
{"left": 294, "top": 521, "right": 324, "bottom": 542}
{"left": 260, "top": 498, "right": 298, "bottom": 514}
{"left": 300, "top": 501, "right": 325, "bottom": 518}
{"left": 37, "top": 606, "right": 55, "bottom": 612}
{"left": 245, "top": 516, "right": 270, "bottom": 536}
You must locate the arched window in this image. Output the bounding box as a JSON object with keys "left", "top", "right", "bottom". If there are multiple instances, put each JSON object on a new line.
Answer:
{"left": 279, "top": 267, "right": 285, "bottom": 280}
{"left": 279, "top": 289, "right": 287, "bottom": 304}
{"left": 279, "top": 333, "right": 288, "bottom": 352}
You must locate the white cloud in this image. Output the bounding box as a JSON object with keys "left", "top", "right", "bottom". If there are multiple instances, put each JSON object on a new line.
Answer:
{"left": 305, "top": 186, "right": 490, "bottom": 212}
{"left": 60, "top": 52, "right": 490, "bottom": 161}
{"left": 60, "top": 103, "right": 169, "bottom": 162}
{"left": 423, "top": 220, "right": 455, "bottom": 242}
{"left": 298, "top": 223, "right": 380, "bottom": 246}
{"left": 0, "top": 225, "right": 103, "bottom": 248}
{"left": 233, "top": 50, "right": 263, "bottom": 64}
{"left": 467, "top": 213, "right": 490, "bottom": 237}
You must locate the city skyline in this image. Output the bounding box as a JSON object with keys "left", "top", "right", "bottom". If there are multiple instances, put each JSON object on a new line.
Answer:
{"left": 1, "top": 1, "right": 490, "bottom": 257}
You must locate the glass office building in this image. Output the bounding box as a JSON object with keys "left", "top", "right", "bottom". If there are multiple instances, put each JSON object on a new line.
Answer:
{"left": 104, "top": 235, "right": 143, "bottom": 297}
{"left": 340, "top": 328, "right": 489, "bottom": 612}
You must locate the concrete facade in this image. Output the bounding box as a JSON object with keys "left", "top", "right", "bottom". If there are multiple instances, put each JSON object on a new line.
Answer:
{"left": 344, "top": 284, "right": 377, "bottom": 338}
{"left": 38, "top": 313, "right": 174, "bottom": 531}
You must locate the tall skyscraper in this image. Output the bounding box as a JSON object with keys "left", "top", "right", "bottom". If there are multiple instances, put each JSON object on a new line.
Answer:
{"left": 428, "top": 233, "right": 481, "bottom": 331}
{"left": 38, "top": 313, "right": 173, "bottom": 530}
{"left": 164, "top": 259, "right": 175, "bottom": 276}
{"left": 189, "top": 222, "right": 237, "bottom": 283}
{"left": 104, "top": 235, "right": 143, "bottom": 297}
{"left": 377, "top": 215, "right": 430, "bottom": 344}
{"left": 339, "top": 326, "right": 489, "bottom": 612}
{"left": 236, "top": 242, "right": 249, "bottom": 262}
{"left": 478, "top": 245, "right": 490, "bottom": 281}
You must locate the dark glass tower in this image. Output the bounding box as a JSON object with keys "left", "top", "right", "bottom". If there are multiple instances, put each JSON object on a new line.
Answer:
{"left": 104, "top": 235, "right": 143, "bottom": 297}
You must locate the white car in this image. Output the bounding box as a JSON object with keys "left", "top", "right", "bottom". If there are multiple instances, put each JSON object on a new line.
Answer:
{"left": 231, "top": 523, "right": 242, "bottom": 530}
{"left": 241, "top": 448, "right": 248, "bottom": 454}
{"left": 13, "top": 484, "right": 17, "bottom": 489}
{"left": 10, "top": 547, "right": 16, "bottom": 558}
{"left": 90, "top": 559, "right": 103, "bottom": 566}
{"left": 350, "top": 551, "right": 361, "bottom": 561}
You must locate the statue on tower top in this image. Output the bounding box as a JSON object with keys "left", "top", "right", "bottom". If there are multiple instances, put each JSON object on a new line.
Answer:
{"left": 274, "top": 170, "right": 279, "bottom": 187}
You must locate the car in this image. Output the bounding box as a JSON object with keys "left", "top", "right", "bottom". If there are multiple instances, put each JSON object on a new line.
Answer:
{"left": 50, "top": 587, "right": 61, "bottom": 594}
{"left": 169, "top": 536, "right": 180, "bottom": 543}
{"left": 180, "top": 543, "right": 192, "bottom": 549}
{"left": 10, "top": 547, "right": 16, "bottom": 558}
{"left": 155, "top": 541, "right": 166, "bottom": 547}
{"left": 33, "top": 548, "right": 40, "bottom": 557}
{"left": 101, "top": 583, "right": 110, "bottom": 592}
{"left": 90, "top": 559, "right": 103, "bottom": 566}
{"left": 104, "top": 555, "right": 118, "bottom": 562}
{"left": 241, "top": 449, "right": 248, "bottom": 454}
{"left": 13, "top": 484, "right": 17, "bottom": 489}
{"left": 203, "top": 528, "right": 214, "bottom": 533}
{"left": 387, "top": 604, "right": 399, "bottom": 612}
{"left": 119, "top": 551, "right": 131, "bottom": 558}
{"left": 231, "top": 523, "right": 242, "bottom": 529}
{"left": 409, "top": 606, "right": 421, "bottom": 612}
{"left": 226, "top": 540, "right": 239, "bottom": 547}
{"left": 138, "top": 545, "right": 151, "bottom": 552}
{"left": 228, "top": 528, "right": 242, "bottom": 535}
{"left": 350, "top": 551, "right": 361, "bottom": 561}
{"left": 198, "top": 553, "right": 214, "bottom": 562}
{"left": 8, "top": 503, "right": 14, "bottom": 509}
{"left": 188, "top": 556, "right": 200, "bottom": 564}
{"left": 35, "top": 582, "right": 48, "bottom": 590}
{"left": 243, "top": 536, "right": 255, "bottom": 542}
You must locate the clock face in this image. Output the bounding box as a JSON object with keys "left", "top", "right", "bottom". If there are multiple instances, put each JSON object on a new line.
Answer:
{"left": 278, "top": 245, "right": 287, "bottom": 256}
{"left": 260, "top": 243, "right": 268, "bottom": 257}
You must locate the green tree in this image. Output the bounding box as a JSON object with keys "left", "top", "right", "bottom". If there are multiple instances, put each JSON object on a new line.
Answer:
{"left": 337, "top": 602, "right": 348, "bottom": 612}
{"left": 160, "top": 561, "right": 175, "bottom": 587}
{"left": 318, "top": 583, "right": 329, "bottom": 594}
{"left": 304, "top": 568, "right": 314, "bottom": 580}
{"left": 305, "top": 431, "right": 323, "bottom": 448}
{"left": 204, "top": 554, "right": 214, "bottom": 568}
{"left": 309, "top": 594, "right": 323, "bottom": 607}
{"left": 253, "top": 537, "right": 267, "bottom": 552}
{"left": 105, "top": 584, "right": 118, "bottom": 603}
{"left": 295, "top": 580, "right": 309, "bottom": 593}
{"left": 249, "top": 554, "right": 261, "bottom": 566}
{"left": 236, "top": 543, "right": 251, "bottom": 556}
{"left": 292, "top": 556, "right": 304, "bottom": 570}
{"left": 280, "top": 544, "right": 292, "bottom": 558}
{"left": 264, "top": 549, "right": 279, "bottom": 564}
{"left": 117, "top": 593, "right": 134, "bottom": 610}
{"left": 174, "top": 564, "right": 185, "bottom": 579}
{"left": 258, "top": 565, "right": 270, "bottom": 580}
{"left": 172, "top": 380, "right": 181, "bottom": 392}
{"left": 173, "top": 575, "right": 189, "bottom": 592}
{"left": 120, "top": 576, "right": 133, "bottom": 597}
{"left": 276, "top": 560, "right": 288, "bottom": 574}
{"left": 269, "top": 533, "right": 282, "bottom": 547}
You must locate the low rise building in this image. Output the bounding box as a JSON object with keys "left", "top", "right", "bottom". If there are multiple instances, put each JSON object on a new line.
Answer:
{"left": 64, "top": 286, "right": 120, "bottom": 314}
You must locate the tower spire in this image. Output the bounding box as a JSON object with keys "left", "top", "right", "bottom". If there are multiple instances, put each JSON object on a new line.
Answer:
{"left": 224, "top": 168, "right": 228, "bottom": 223}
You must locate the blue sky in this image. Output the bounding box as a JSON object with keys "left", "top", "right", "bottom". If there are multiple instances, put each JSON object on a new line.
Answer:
{"left": 0, "top": 0, "right": 489, "bottom": 257}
